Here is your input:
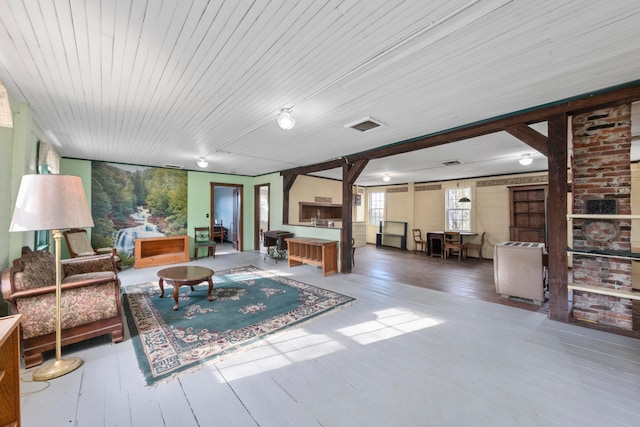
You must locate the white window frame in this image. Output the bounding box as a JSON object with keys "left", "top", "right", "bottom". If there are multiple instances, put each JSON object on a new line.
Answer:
{"left": 445, "top": 187, "right": 472, "bottom": 232}
{"left": 369, "top": 191, "right": 385, "bottom": 226}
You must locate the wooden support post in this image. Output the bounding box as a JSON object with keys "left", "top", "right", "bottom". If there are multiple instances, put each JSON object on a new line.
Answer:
{"left": 547, "top": 113, "right": 569, "bottom": 322}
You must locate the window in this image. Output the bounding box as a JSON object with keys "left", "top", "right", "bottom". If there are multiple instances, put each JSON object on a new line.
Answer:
{"left": 446, "top": 187, "right": 472, "bottom": 231}
{"left": 369, "top": 191, "right": 385, "bottom": 226}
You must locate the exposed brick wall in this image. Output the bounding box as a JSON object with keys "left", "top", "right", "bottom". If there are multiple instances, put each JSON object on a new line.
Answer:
{"left": 571, "top": 104, "right": 633, "bottom": 329}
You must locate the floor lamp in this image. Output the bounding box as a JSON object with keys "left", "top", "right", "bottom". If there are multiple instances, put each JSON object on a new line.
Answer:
{"left": 9, "top": 174, "right": 94, "bottom": 381}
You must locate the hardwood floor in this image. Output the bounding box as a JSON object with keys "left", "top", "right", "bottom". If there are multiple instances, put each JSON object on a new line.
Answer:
{"left": 352, "top": 244, "right": 550, "bottom": 313}
{"left": 18, "top": 248, "right": 640, "bottom": 426}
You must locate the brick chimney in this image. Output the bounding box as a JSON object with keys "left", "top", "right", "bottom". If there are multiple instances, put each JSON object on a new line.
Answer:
{"left": 571, "top": 104, "right": 633, "bottom": 329}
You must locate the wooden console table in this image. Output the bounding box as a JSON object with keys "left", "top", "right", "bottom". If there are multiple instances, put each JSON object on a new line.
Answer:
{"left": 134, "top": 235, "right": 190, "bottom": 268}
{"left": 376, "top": 221, "right": 408, "bottom": 250}
{"left": 0, "top": 314, "right": 21, "bottom": 427}
{"left": 285, "top": 237, "right": 338, "bottom": 276}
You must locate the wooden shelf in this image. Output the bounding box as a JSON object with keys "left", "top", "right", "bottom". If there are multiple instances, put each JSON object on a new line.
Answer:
{"left": 568, "top": 283, "right": 640, "bottom": 301}
{"left": 567, "top": 214, "right": 640, "bottom": 220}
{"left": 567, "top": 212, "right": 640, "bottom": 320}
{"left": 285, "top": 237, "right": 338, "bottom": 276}
{"left": 567, "top": 248, "right": 640, "bottom": 261}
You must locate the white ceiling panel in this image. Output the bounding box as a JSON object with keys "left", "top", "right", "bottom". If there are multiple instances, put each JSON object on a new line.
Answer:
{"left": 0, "top": 0, "right": 639, "bottom": 185}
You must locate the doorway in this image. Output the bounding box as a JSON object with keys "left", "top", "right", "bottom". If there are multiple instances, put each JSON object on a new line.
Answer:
{"left": 254, "top": 184, "right": 270, "bottom": 252}
{"left": 210, "top": 183, "right": 243, "bottom": 251}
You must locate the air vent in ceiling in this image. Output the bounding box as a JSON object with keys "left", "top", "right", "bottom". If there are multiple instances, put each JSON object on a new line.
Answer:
{"left": 164, "top": 164, "right": 183, "bottom": 169}
{"left": 345, "top": 116, "right": 385, "bottom": 132}
{"left": 442, "top": 160, "right": 461, "bottom": 166}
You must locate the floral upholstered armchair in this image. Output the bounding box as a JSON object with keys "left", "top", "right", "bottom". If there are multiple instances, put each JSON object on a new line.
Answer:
{"left": 1, "top": 247, "right": 124, "bottom": 368}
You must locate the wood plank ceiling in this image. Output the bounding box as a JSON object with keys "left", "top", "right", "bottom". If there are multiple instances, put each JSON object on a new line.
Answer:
{"left": 0, "top": 0, "right": 639, "bottom": 185}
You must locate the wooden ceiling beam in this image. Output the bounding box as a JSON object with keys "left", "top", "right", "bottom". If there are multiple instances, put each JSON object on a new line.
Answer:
{"left": 280, "top": 82, "right": 640, "bottom": 176}
{"left": 504, "top": 124, "right": 549, "bottom": 157}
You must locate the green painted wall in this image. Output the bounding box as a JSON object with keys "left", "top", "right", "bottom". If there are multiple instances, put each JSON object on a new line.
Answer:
{"left": 57, "top": 159, "right": 285, "bottom": 260}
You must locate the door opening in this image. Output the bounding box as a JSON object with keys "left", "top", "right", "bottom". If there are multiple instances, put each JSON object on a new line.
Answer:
{"left": 254, "top": 184, "right": 270, "bottom": 252}
{"left": 210, "top": 183, "right": 243, "bottom": 252}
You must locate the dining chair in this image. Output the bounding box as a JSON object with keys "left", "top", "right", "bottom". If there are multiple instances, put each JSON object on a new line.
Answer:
{"left": 443, "top": 231, "right": 465, "bottom": 262}
{"left": 411, "top": 229, "right": 427, "bottom": 253}
{"left": 194, "top": 227, "right": 216, "bottom": 260}
{"left": 464, "top": 231, "right": 486, "bottom": 260}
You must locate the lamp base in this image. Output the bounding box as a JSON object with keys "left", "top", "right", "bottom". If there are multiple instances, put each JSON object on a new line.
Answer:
{"left": 33, "top": 357, "right": 83, "bottom": 381}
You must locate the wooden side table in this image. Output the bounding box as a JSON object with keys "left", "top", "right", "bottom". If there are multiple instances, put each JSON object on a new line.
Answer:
{"left": 0, "top": 314, "right": 21, "bottom": 427}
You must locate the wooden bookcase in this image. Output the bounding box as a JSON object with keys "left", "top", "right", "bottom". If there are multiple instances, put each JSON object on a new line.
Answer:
{"left": 134, "top": 235, "right": 190, "bottom": 268}
{"left": 285, "top": 237, "right": 338, "bottom": 276}
{"left": 509, "top": 185, "right": 547, "bottom": 243}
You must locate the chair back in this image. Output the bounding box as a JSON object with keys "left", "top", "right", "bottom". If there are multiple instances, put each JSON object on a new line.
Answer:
{"left": 194, "top": 227, "right": 212, "bottom": 242}
{"left": 412, "top": 228, "right": 422, "bottom": 241}
{"left": 63, "top": 228, "right": 96, "bottom": 257}
{"left": 444, "top": 231, "right": 461, "bottom": 244}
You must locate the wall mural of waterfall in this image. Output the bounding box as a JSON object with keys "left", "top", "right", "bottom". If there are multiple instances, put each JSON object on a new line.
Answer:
{"left": 91, "top": 162, "right": 188, "bottom": 265}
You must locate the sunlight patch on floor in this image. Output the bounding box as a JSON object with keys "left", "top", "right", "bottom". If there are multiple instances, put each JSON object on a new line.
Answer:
{"left": 217, "top": 331, "right": 346, "bottom": 381}
{"left": 336, "top": 307, "right": 443, "bottom": 345}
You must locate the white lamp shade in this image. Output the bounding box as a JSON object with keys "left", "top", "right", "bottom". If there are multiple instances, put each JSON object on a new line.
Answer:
{"left": 9, "top": 174, "right": 94, "bottom": 232}
{"left": 277, "top": 109, "right": 295, "bottom": 130}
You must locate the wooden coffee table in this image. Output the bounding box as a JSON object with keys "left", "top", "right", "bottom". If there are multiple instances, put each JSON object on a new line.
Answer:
{"left": 157, "top": 266, "right": 215, "bottom": 310}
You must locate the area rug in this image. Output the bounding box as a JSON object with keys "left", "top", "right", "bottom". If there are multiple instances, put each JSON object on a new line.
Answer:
{"left": 122, "top": 265, "right": 355, "bottom": 386}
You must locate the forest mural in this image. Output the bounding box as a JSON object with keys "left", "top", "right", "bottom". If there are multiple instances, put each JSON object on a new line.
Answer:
{"left": 91, "top": 162, "right": 188, "bottom": 264}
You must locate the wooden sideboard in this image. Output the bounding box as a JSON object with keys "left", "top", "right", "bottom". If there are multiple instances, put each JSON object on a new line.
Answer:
{"left": 285, "top": 237, "right": 338, "bottom": 276}
{"left": 0, "top": 314, "right": 21, "bottom": 427}
{"left": 134, "top": 235, "right": 190, "bottom": 268}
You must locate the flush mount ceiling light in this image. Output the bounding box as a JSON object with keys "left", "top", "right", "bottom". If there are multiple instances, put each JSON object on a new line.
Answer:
{"left": 196, "top": 157, "right": 208, "bottom": 168}
{"left": 382, "top": 174, "right": 391, "bottom": 182}
{"left": 277, "top": 108, "right": 295, "bottom": 130}
{"left": 519, "top": 154, "right": 533, "bottom": 166}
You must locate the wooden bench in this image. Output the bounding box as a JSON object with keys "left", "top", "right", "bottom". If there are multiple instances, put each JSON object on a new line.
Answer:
{"left": 285, "top": 237, "right": 338, "bottom": 276}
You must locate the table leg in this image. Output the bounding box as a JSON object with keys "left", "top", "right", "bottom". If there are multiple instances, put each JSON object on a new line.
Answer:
{"left": 159, "top": 278, "right": 165, "bottom": 298}
{"left": 207, "top": 276, "right": 214, "bottom": 301}
{"left": 172, "top": 282, "right": 180, "bottom": 310}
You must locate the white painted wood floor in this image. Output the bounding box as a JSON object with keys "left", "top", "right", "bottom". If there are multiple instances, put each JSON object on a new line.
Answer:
{"left": 19, "top": 248, "right": 640, "bottom": 426}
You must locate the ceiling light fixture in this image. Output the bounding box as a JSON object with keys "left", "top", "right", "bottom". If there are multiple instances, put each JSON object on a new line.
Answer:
{"left": 458, "top": 196, "right": 471, "bottom": 203}
{"left": 196, "top": 157, "right": 208, "bottom": 168}
{"left": 277, "top": 108, "right": 295, "bottom": 130}
{"left": 383, "top": 174, "right": 391, "bottom": 182}
{"left": 519, "top": 154, "right": 533, "bottom": 166}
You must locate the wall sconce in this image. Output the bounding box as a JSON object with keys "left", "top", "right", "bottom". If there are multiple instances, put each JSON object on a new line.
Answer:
{"left": 382, "top": 174, "right": 391, "bottom": 182}
{"left": 519, "top": 154, "right": 533, "bottom": 166}
{"left": 196, "top": 157, "right": 208, "bottom": 168}
{"left": 277, "top": 108, "right": 295, "bottom": 130}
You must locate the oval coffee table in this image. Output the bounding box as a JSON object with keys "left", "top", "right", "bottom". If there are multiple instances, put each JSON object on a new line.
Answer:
{"left": 157, "top": 266, "right": 215, "bottom": 310}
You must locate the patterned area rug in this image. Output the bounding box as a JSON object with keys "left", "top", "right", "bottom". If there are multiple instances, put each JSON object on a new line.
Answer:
{"left": 122, "top": 265, "right": 355, "bottom": 386}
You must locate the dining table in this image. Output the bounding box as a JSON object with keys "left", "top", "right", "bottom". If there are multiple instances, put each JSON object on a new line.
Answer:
{"left": 426, "top": 231, "right": 477, "bottom": 258}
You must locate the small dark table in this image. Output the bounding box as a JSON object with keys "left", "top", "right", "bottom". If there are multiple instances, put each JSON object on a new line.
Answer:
{"left": 157, "top": 266, "right": 215, "bottom": 310}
